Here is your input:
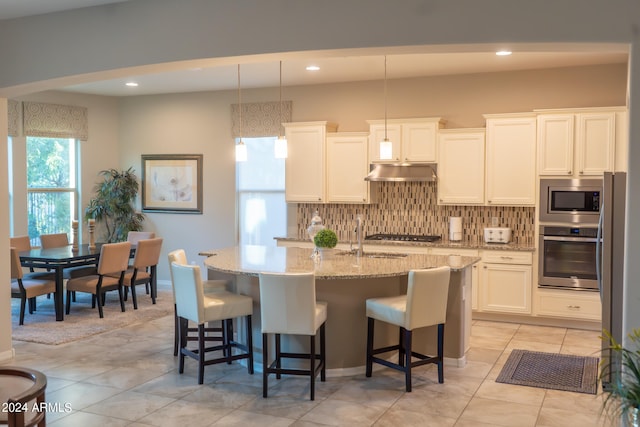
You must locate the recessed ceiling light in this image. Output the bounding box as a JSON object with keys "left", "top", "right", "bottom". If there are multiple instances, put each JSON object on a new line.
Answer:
{"left": 125, "top": 82, "right": 139, "bottom": 87}
{"left": 496, "top": 50, "right": 512, "bottom": 56}
{"left": 306, "top": 65, "right": 320, "bottom": 71}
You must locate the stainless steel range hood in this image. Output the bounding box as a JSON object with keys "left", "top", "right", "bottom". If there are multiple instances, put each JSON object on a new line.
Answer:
{"left": 364, "top": 163, "right": 437, "bottom": 182}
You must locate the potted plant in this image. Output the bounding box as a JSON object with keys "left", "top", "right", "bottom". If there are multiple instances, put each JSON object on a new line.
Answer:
{"left": 601, "top": 328, "right": 640, "bottom": 426}
{"left": 85, "top": 167, "right": 145, "bottom": 243}
{"left": 313, "top": 228, "right": 338, "bottom": 260}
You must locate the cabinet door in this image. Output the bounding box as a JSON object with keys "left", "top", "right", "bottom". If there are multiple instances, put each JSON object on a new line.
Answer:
{"left": 485, "top": 117, "right": 537, "bottom": 205}
{"left": 480, "top": 263, "right": 532, "bottom": 314}
{"left": 537, "top": 114, "right": 574, "bottom": 176}
{"left": 368, "top": 123, "right": 402, "bottom": 162}
{"left": 285, "top": 124, "right": 326, "bottom": 202}
{"left": 437, "top": 130, "right": 485, "bottom": 205}
{"left": 326, "top": 133, "right": 371, "bottom": 203}
{"left": 576, "top": 112, "right": 615, "bottom": 175}
{"left": 401, "top": 121, "right": 438, "bottom": 162}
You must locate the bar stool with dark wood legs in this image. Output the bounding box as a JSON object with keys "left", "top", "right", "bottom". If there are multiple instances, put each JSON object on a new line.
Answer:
{"left": 259, "top": 271, "right": 327, "bottom": 401}
{"left": 171, "top": 262, "right": 254, "bottom": 384}
{"left": 366, "top": 266, "right": 450, "bottom": 392}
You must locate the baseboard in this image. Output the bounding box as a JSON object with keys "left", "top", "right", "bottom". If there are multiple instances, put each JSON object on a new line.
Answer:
{"left": 472, "top": 312, "right": 601, "bottom": 331}
{"left": 0, "top": 348, "right": 15, "bottom": 364}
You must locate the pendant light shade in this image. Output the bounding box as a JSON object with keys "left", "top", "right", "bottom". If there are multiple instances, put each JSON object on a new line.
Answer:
{"left": 274, "top": 60, "right": 288, "bottom": 159}
{"left": 236, "top": 64, "right": 247, "bottom": 162}
{"left": 379, "top": 55, "right": 393, "bottom": 160}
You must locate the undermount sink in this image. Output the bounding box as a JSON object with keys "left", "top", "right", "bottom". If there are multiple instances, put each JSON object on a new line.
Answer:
{"left": 335, "top": 250, "right": 408, "bottom": 259}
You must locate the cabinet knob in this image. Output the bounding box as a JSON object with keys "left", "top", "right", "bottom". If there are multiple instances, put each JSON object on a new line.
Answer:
{"left": 488, "top": 200, "right": 492, "bottom": 204}
{"left": 579, "top": 171, "right": 584, "bottom": 175}
{"left": 483, "top": 265, "right": 487, "bottom": 269}
{"left": 318, "top": 197, "right": 322, "bottom": 201}
{"left": 567, "top": 171, "right": 572, "bottom": 175}
{"left": 500, "top": 256, "right": 513, "bottom": 260}
{"left": 567, "top": 305, "right": 581, "bottom": 310}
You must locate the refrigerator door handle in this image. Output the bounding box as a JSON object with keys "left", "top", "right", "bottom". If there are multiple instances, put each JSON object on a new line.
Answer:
{"left": 596, "top": 202, "right": 604, "bottom": 301}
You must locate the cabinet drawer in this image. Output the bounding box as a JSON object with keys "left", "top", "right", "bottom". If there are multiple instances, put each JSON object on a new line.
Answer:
{"left": 482, "top": 250, "right": 532, "bottom": 264}
{"left": 431, "top": 248, "right": 479, "bottom": 257}
{"left": 536, "top": 291, "right": 601, "bottom": 321}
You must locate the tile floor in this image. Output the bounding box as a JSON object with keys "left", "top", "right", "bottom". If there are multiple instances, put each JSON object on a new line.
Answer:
{"left": 4, "top": 300, "right": 614, "bottom": 426}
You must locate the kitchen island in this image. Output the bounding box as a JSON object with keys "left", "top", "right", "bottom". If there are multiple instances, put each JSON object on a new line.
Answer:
{"left": 202, "top": 245, "right": 479, "bottom": 375}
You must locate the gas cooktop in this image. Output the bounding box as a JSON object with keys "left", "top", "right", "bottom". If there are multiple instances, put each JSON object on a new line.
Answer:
{"left": 364, "top": 234, "right": 442, "bottom": 243}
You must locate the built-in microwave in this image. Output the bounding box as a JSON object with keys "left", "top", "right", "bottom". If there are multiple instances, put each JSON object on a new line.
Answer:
{"left": 539, "top": 178, "right": 602, "bottom": 224}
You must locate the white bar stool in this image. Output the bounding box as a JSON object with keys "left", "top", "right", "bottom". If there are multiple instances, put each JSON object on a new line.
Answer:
{"left": 171, "top": 262, "right": 254, "bottom": 384}
{"left": 258, "top": 272, "right": 327, "bottom": 401}
{"left": 365, "top": 266, "right": 450, "bottom": 392}
{"left": 168, "top": 249, "right": 228, "bottom": 357}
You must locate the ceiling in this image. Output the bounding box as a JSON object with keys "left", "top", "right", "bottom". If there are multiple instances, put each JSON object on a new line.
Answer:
{"left": 0, "top": 1, "right": 629, "bottom": 97}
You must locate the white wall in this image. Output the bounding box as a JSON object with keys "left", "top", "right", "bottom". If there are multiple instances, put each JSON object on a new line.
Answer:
{"left": 1, "top": 0, "right": 640, "bottom": 360}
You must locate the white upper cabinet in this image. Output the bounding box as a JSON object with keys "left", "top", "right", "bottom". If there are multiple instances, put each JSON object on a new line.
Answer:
{"left": 484, "top": 113, "right": 537, "bottom": 206}
{"left": 367, "top": 118, "right": 444, "bottom": 163}
{"left": 537, "top": 107, "right": 623, "bottom": 176}
{"left": 437, "top": 128, "right": 486, "bottom": 205}
{"left": 537, "top": 114, "right": 574, "bottom": 176}
{"left": 576, "top": 112, "right": 615, "bottom": 175}
{"left": 284, "top": 121, "right": 337, "bottom": 203}
{"left": 326, "top": 132, "right": 374, "bottom": 203}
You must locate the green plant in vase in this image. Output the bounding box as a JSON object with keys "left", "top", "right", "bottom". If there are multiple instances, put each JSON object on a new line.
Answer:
{"left": 601, "top": 328, "right": 640, "bottom": 426}
{"left": 313, "top": 228, "right": 338, "bottom": 260}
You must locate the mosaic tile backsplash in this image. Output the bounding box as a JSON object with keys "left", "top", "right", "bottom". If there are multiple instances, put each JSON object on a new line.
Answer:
{"left": 296, "top": 182, "right": 535, "bottom": 245}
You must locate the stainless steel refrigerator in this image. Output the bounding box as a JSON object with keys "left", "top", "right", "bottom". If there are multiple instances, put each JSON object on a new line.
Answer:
{"left": 598, "top": 171, "right": 627, "bottom": 390}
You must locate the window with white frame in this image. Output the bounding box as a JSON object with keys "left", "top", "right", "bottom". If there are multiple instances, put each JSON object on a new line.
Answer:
{"left": 236, "top": 137, "right": 286, "bottom": 246}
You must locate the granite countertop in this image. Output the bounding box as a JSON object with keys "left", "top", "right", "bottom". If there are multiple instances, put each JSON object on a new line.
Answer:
{"left": 201, "top": 245, "right": 480, "bottom": 280}
{"left": 274, "top": 236, "right": 535, "bottom": 252}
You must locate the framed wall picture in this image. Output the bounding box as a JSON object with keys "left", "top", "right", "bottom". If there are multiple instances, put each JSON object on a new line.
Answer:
{"left": 141, "top": 154, "right": 203, "bottom": 214}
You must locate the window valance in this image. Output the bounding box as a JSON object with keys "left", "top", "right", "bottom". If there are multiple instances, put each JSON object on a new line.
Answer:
{"left": 23, "top": 101, "right": 89, "bottom": 140}
{"left": 231, "top": 101, "right": 292, "bottom": 138}
{"left": 8, "top": 99, "right": 19, "bottom": 137}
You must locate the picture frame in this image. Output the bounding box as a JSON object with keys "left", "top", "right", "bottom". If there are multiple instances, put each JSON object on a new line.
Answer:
{"left": 141, "top": 154, "right": 203, "bottom": 214}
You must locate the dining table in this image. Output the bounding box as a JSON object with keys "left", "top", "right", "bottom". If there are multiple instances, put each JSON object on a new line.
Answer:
{"left": 18, "top": 243, "right": 139, "bottom": 321}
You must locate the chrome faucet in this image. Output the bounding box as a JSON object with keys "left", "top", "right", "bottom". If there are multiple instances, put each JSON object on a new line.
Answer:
{"left": 355, "top": 214, "right": 363, "bottom": 257}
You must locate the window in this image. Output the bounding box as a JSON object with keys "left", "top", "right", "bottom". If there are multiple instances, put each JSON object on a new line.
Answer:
{"left": 236, "top": 137, "right": 286, "bottom": 246}
{"left": 26, "top": 137, "right": 79, "bottom": 246}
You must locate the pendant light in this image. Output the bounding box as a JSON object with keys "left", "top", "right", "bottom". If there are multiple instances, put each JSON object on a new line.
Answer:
{"left": 379, "top": 55, "right": 393, "bottom": 160}
{"left": 274, "top": 60, "right": 288, "bottom": 159}
{"left": 235, "top": 64, "right": 248, "bottom": 162}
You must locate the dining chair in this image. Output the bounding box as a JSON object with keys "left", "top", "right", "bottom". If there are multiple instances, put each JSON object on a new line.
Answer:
{"left": 168, "top": 249, "right": 228, "bottom": 357}
{"left": 258, "top": 271, "right": 327, "bottom": 400}
{"left": 126, "top": 231, "right": 156, "bottom": 245}
{"left": 365, "top": 266, "right": 451, "bottom": 392}
{"left": 0, "top": 366, "right": 47, "bottom": 427}
{"left": 10, "top": 247, "right": 56, "bottom": 325}
{"left": 10, "top": 235, "right": 55, "bottom": 311}
{"left": 65, "top": 241, "right": 131, "bottom": 318}
{"left": 127, "top": 231, "right": 156, "bottom": 294}
{"left": 116, "top": 237, "right": 163, "bottom": 309}
{"left": 171, "top": 262, "right": 254, "bottom": 384}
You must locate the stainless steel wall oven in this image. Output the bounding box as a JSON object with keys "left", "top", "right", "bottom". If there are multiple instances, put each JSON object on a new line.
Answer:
{"left": 538, "top": 225, "right": 599, "bottom": 291}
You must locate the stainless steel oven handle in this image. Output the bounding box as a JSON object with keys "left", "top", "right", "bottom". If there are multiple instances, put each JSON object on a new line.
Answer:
{"left": 542, "top": 235, "right": 599, "bottom": 243}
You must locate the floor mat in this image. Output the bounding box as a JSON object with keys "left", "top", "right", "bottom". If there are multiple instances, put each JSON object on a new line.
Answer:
{"left": 496, "top": 349, "right": 599, "bottom": 394}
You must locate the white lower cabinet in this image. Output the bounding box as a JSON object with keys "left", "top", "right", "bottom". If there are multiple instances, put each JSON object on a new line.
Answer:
{"left": 535, "top": 289, "right": 601, "bottom": 321}
{"left": 479, "top": 250, "right": 532, "bottom": 314}
{"left": 430, "top": 248, "right": 479, "bottom": 311}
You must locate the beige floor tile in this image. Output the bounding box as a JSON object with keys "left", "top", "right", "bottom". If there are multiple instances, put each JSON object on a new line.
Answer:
{"left": 542, "top": 389, "right": 605, "bottom": 414}
{"left": 83, "top": 366, "right": 165, "bottom": 389}
{"left": 131, "top": 371, "right": 208, "bottom": 399}
{"left": 475, "top": 378, "right": 547, "bottom": 406}
{"left": 211, "top": 409, "right": 295, "bottom": 426}
{"left": 240, "top": 394, "right": 319, "bottom": 419}
{"left": 181, "top": 381, "right": 262, "bottom": 409}
{"left": 300, "top": 398, "right": 388, "bottom": 426}
{"left": 49, "top": 411, "right": 131, "bottom": 426}
{"left": 465, "top": 346, "right": 504, "bottom": 365}
{"left": 46, "top": 382, "right": 123, "bottom": 411}
{"left": 505, "top": 339, "right": 562, "bottom": 354}
{"left": 458, "top": 396, "right": 540, "bottom": 427}
{"left": 389, "top": 388, "right": 471, "bottom": 419}
{"left": 82, "top": 390, "right": 175, "bottom": 422}
{"left": 374, "top": 407, "right": 457, "bottom": 427}
{"left": 136, "top": 400, "right": 232, "bottom": 427}
{"left": 536, "top": 406, "right": 609, "bottom": 427}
